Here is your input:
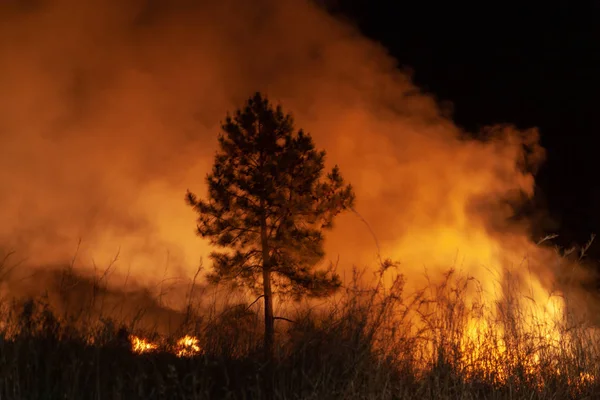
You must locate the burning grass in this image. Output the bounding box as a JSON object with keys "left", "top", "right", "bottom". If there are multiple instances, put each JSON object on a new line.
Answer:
{"left": 0, "top": 263, "right": 599, "bottom": 399}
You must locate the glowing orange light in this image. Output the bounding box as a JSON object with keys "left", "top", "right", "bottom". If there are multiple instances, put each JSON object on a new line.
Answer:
{"left": 175, "top": 335, "right": 201, "bottom": 357}
{"left": 130, "top": 335, "right": 158, "bottom": 354}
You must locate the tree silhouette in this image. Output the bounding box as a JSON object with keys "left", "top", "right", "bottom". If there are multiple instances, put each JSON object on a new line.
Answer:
{"left": 186, "top": 92, "right": 355, "bottom": 362}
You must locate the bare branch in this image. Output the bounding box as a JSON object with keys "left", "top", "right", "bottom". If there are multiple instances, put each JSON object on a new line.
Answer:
{"left": 245, "top": 294, "right": 265, "bottom": 311}
{"left": 273, "top": 316, "right": 295, "bottom": 323}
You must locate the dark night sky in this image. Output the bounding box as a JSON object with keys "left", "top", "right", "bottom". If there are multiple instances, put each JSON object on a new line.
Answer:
{"left": 332, "top": 1, "right": 600, "bottom": 254}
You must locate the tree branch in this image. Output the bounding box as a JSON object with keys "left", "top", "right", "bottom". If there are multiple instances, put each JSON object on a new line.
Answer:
{"left": 273, "top": 316, "right": 295, "bottom": 323}
{"left": 245, "top": 294, "right": 265, "bottom": 311}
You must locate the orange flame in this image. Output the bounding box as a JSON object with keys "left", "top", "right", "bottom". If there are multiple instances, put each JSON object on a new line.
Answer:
{"left": 130, "top": 335, "right": 158, "bottom": 354}
{"left": 175, "top": 335, "right": 201, "bottom": 357}
{"left": 129, "top": 334, "right": 201, "bottom": 357}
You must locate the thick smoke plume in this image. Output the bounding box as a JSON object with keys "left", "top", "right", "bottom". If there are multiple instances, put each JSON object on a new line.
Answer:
{"left": 0, "top": 0, "right": 591, "bottom": 320}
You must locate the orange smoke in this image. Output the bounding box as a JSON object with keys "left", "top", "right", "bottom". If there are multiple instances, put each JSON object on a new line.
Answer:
{"left": 0, "top": 0, "right": 592, "bottom": 350}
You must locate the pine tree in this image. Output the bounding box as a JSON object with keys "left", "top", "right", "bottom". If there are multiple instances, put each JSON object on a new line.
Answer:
{"left": 186, "top": 92, "right": 355, "bottom": 362}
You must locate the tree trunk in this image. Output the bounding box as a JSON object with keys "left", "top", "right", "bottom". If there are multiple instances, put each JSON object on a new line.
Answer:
{"left": 258, "top": 185, "right": 275, "bottom": 361}
{"left": 260, "top": 208, "right": 274, "bottom": 399}
{"left": 262, "top": 260, "right": 274, "bottom": 360}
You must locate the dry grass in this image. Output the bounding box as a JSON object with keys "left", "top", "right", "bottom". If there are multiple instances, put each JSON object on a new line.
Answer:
{"left": 0, "top": 260, "right": 599, "bottom": 399}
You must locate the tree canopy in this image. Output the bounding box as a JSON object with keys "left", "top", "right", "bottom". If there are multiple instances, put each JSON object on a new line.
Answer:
{"left": 187, "top": 92, "right": 354, "bottom": 299}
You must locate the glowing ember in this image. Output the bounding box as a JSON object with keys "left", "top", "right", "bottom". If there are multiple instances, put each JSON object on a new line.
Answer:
{"left": 574, "top": 372, "right": 595, "bottom": 386}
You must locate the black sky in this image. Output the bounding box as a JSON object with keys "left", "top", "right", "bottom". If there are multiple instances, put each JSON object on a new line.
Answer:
{"left": 331, "top": 1, "right": 600, "bottom": 254}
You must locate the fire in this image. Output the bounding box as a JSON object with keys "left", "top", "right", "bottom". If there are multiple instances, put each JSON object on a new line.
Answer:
{"left": 175, "top": 335, "right": 202, "bottom": 357}
{"left": 128, "top": 334, "right": 201, "bottom": 357}
{"left": 130, "top": 335, "right": 158, "bottom": 354}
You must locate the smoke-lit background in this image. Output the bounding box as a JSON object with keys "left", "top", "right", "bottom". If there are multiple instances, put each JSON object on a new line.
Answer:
{"left": 0, "top": 0, "right": 595, "bottom": 318}
{"left": 329, "top": 1, "right": 599, "bottom": 250}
